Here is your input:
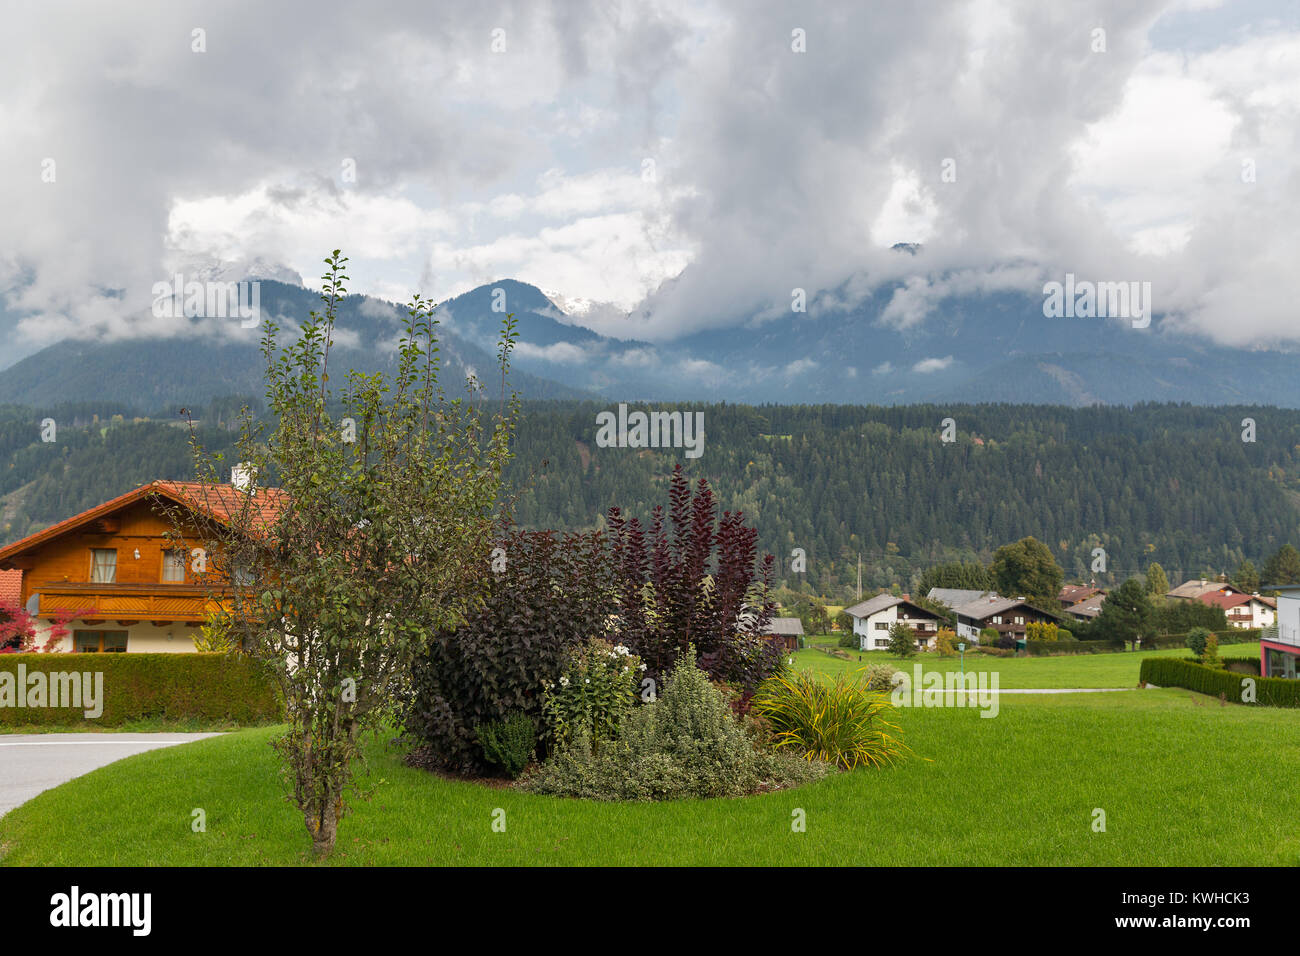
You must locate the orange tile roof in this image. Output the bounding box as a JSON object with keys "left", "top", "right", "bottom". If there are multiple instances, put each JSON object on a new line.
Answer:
{"left": 0, "top": 480, "right": 288, "bottom": 568}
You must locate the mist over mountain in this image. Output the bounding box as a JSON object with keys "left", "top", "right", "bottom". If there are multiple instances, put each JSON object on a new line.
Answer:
{"left": 2, "top": 268, "right": 1297, "bottom": 411}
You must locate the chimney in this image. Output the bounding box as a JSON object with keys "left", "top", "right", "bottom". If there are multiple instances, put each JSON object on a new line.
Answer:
{"left": 231, "top": 463, "right": 256, "bottom": 495}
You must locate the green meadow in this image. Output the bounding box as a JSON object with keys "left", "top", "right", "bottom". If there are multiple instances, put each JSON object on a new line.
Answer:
{"left": 793, "top": 641, "right": 1260, "bottom": 688}
{"left": 2, "top": 648, "right": 1295, "bottom": 867}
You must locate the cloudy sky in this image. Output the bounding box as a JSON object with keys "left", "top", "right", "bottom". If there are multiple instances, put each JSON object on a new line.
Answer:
{"left": 2, "top": 0, "right": 1298, "bottom": 363}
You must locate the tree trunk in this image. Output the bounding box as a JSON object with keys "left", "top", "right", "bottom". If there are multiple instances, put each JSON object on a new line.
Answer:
{"left": 309, "top": 798, "right": 340, "bottom": 858}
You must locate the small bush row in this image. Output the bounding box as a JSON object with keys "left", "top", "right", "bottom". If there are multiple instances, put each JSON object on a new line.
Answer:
{"left": 1139, "top": 657, "right": 1300, "bottom": 707}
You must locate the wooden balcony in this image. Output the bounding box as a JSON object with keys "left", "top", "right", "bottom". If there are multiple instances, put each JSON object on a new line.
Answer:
{"left": 33, "top": 582, "right": 227, "bottom": 625}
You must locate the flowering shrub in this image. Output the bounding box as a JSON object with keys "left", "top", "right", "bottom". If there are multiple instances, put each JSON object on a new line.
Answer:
{"left": 0, "top": 600, "right": 64, "bottom": 653}
{"left": 541, "top": 637, "right": 643, "bottom": 750}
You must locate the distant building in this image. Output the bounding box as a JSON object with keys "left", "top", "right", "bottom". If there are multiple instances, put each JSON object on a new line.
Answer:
{"left": 1063, "top": 596, "right": 1105, "bottom": 621}
{"left": 845, "top": 594, "right": 942, "bottom": 651}
{"left": 1059, "top": 584, "right": 1104, "bottom": 605}
{"left": 926, "top": 587, "right": 997, "bottom": 609}
{"left": 765, "top": 617, "right": 804, "bottom": 652}
{"left": 953, "top": 595, "right": 1057, "bottom": 644}
{"left": 1198, "top": 591, "right": 1277, "bottom": 629}
{"left": 1166, "top": 579, "right": 1246, "bottom": 602}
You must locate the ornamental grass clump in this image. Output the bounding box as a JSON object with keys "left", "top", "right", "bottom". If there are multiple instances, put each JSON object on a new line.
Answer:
{"left": 523, "top": 647, "right": 831, "bottom": 801}
{"left": 751, "top": 669, "right": 909, "bottom": 770}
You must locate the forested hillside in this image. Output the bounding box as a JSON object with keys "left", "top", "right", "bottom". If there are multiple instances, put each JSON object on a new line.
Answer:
{"left": 503, "top": 402, "right": 1300, "bottom": 600}
{"left": 1, "top": 400, "right": 1297, "bottom": 603}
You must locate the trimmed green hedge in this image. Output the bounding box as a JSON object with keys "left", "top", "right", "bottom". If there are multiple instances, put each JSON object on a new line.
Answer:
{"left": 0, "top": 653, "right": 282, "bottom": 727}
{"left": 1139, "top": 656, "right": 1300, "bottom": 707}
{"left": 1025, "top": 639, "right": 1122, "bottom": 656}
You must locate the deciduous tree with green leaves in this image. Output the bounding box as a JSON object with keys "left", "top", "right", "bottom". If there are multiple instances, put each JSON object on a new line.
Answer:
{"left": 176, "top": 251, "right": 519, "bottom": 857}
{"left": 990, "top": 536, "right": 1063, "bottom": 609}
{"left": 887, "top": 620, "right": 916, "bottom": 657}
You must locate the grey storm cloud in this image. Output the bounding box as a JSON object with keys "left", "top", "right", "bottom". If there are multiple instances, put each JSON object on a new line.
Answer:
{"left": 1, "top": 0, "right": 1298, "bottom": 362}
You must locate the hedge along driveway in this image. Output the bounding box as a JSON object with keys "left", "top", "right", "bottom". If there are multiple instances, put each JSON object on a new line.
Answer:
{"left": 0, "top": 653, "right": 282, "bottom": 727}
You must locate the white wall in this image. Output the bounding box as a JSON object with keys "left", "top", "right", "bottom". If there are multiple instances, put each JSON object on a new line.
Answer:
{"left": 1276, "top": 594, "right": 1300, "bottom": 647}
{"left": 854, "top": 605, "right": 940, "bottom": 651}
{"left": 32, "top": 619, "right": 200, "bottom": 653}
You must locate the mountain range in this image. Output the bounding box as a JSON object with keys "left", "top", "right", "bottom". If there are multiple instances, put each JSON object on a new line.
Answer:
{"left": 2, "top": 263, "right": 1298, "bottom": 410}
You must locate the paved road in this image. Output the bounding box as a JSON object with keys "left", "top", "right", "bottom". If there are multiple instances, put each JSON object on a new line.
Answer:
{"left": 0, "top": 733, "right": 223, "bottom": 817}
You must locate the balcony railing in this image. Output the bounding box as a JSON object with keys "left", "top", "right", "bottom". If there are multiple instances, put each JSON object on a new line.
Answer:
{"left": 34, "top": 582, "right": 226, "bottom": 623}
{"left": 1261, "top": 625, "right": 1299, "bottom": 648}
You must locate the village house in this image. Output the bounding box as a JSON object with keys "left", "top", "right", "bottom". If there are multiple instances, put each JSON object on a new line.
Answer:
{"left": 765, "top": 617, "right": 804, "bottom": 652}
{"left": 0, "top": 478, "right": 284, "bottom": 653}
{"left": 844, "top": 594, "right": 943, "bottom": 651}
{"left": 953, "top": 595, "right": 1057, "bottom": 644}
{"left": 1197, "top": 590, "right": 1276, "bottom": 629}
{"left": 926, "top": 587, "right": 997, "bottom": 608}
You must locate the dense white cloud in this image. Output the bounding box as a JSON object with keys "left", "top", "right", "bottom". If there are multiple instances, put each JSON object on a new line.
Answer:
{"left": 1, "top": 0, "right": 1297, "bottom": 364}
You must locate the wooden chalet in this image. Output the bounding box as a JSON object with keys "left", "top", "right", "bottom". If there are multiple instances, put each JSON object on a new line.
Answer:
{"left": 0, "top": 478, "right": 285, "bottom": 653}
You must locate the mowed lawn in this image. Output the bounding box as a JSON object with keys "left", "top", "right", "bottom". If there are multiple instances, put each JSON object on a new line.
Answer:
{"left": 2, "top": 682, "right": 1297, "bottom": 866}
{"left": 793, "top": 642, "right": 1261, "bottom": 688}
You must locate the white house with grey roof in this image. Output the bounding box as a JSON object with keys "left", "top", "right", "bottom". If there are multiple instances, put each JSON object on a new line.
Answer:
{"left": 844, "top": 594, "right": 943, "bottom": 651}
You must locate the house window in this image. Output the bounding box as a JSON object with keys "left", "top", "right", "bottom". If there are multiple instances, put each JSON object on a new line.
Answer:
{"left": 875, "top": 621, "right": 889, "bottom": 630}
{"left": 232, "top": 564, "right": 256, "bottom": 587}
{"left": 90, "top": 549, "right": 117, "bottom": 584}
{"left": 1014, "top": 616, "right": 1024, "bottom": 625}
{"left": 875, "top": 639, "right": 890, "bottom": 649}
{"left": 74, "top": 630, "right": 127, "bottom": 653}
{"left": 162, "top": 549, "right": 186, "bottom": 583}
{"left": 992, "top": 615, "right": 1002, "bottom": 624}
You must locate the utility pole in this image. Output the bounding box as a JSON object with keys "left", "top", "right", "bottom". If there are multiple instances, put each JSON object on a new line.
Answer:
{"left": 857, "top": 553, "right": 862, "bottom": 601}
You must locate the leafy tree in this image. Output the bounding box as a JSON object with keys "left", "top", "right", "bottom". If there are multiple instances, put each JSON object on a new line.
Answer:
{"left": 1153, "top": 599, "right": 1226, "bottom": 634}
{"left": 834, "top": 610, "right": 855, "bottom": 647}
{"left": 178, "top": 251, "right": 520, "bottom": 857}
{"left": 1144, "top": 562, "right": 1169, "bottom": 597}
{"left": 1094, "top": 578, "right": 1154, "bottom": 649}
{"left": 934, "top": 627, "right": 957, "bottom": 656}
{"left": 887, "top": 621, "right": 916, "bottom": 657}
{"left": 807, "top": 602, "right": 830, "bottom": 635}
{"left": 990, "top": 536, "right": 1063, "bottom": 608}
{"left": 1262, "top": 545, "right": 1300, "bottom": 587}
